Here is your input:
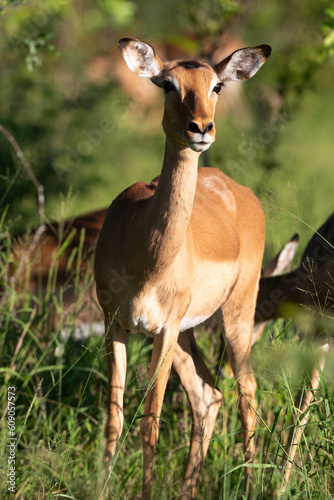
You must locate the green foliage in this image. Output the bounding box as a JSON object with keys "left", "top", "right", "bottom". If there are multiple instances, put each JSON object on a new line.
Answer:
{"left": 323, "top": 6, "right": 334, "bottom": 55}
{"left": 99, "top": 0, "right": 137, "bottom": 28}
{"left": 0, "top": 0, "right": 333, "bottom": 234}
{"left": 0, "top": 0, "right": 144, "bottom": 231}
{"left": 182, "top": 0, "right": 240, "bottom": 40}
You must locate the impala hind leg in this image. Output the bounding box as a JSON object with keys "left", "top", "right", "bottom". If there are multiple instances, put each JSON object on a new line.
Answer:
{"left": 220, "top": 296, "right": 258, "bottom": 468}
{"left": 173, "top": 329, "right": 223, "bottom": 499}
{"left": 140, "top": 326, "right": 179, "bottom": 500}
{"left": 104, "top": 323, "right": 129, "bottom": 466}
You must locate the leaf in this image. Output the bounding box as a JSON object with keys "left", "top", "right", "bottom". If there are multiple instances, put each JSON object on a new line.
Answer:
{"left": 324, "top": 30, "right": 334, "bottom": 48}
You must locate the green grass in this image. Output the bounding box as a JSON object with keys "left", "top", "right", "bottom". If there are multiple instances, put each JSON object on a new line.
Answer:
{"left": 1, "top": 221, "right": 334, "bottom": 500}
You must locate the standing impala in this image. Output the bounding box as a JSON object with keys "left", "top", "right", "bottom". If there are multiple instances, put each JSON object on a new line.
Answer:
{"left": 94, "top": 38, "right": 271, "bottom": 498}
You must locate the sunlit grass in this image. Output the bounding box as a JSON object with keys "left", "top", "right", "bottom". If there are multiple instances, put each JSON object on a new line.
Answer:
{"left": 1, "top": 219, "right": 334, "bottom": 499}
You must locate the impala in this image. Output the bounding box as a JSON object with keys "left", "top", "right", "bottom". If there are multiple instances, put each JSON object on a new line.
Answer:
{"left": 94, "top": 38, "right": 271, "bottom": 498}
{"left": 6, "top": 209, "right": 107, "bottom": 330}
{"left": 255, "top": 212, "right": 334, "bottom": 491}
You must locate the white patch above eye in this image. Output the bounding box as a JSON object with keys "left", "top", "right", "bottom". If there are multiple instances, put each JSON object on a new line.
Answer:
{"left": 171, "top": 76, "right": 180, "bottom": 93}
{"left": 209, "top": 77, "right": 222, "bottom": 97}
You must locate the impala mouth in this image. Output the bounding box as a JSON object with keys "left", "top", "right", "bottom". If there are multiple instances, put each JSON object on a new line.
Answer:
{"left": 188, "top": 139, "right": 213, "bottom": 152}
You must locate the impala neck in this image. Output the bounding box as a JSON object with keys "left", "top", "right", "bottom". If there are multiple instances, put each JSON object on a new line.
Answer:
{"left": 148, "top": 139, "right": 200, "bottom": 266}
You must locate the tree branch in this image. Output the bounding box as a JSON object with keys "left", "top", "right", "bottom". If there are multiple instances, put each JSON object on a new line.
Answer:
{"left": 0, "top": 123, "right": 46, "bottom": 282}
{"left": 0, "top": 123, "right": 45, "bottom": 226}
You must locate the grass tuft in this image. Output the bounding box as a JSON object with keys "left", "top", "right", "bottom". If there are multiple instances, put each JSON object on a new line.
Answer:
{"left": 1, "top": 217, "right": 333, "bottom": 499}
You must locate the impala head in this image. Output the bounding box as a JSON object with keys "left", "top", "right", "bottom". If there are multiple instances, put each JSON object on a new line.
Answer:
{"left": 119, "top": 38, "right": 271, "bottom": 152}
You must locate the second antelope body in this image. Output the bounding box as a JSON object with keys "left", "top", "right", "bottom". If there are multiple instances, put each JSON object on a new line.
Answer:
{"left": 94, "top": 38, "right": 271, "bottom": 498}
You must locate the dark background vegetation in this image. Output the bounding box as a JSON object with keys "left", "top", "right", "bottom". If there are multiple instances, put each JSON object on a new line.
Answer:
{"left": 1, "top": 1, "right": 334, "bottom": 498}
{"left": 0, "top": 0, "right": 333, "bottom": 249}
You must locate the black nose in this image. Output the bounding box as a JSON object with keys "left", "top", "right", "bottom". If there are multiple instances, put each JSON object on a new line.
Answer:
{"left": 188, "top": 121, "right": 214, "bottom": 134}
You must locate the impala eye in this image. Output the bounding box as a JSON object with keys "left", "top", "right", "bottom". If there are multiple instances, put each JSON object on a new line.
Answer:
{"left": 213, "top": 83, "right": 224, "bottom": 94}
{"left": 163, "top": 81, "right": 175, "bottom": 93}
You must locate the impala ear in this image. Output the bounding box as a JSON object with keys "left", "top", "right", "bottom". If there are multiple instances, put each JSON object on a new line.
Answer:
{"left": 119, "top": 38, "right": 163, "bottom": 78}
{"left": 215, "top": 45, "right": 271, "bottom": 82}
{"left": 262, "top": 234, "right": 299, "bottom": 277}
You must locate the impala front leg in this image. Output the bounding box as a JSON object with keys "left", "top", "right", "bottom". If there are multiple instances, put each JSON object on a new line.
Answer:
{"left": 140, "top": 326, "right": 179, "bottom": 500}
{"left": 104, "top": 323, "right": 129, "bottom": 466}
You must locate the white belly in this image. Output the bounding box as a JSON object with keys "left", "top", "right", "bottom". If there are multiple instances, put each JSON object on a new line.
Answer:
{"left": 179, "top": 315, "right": 212, "bottom": 332}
